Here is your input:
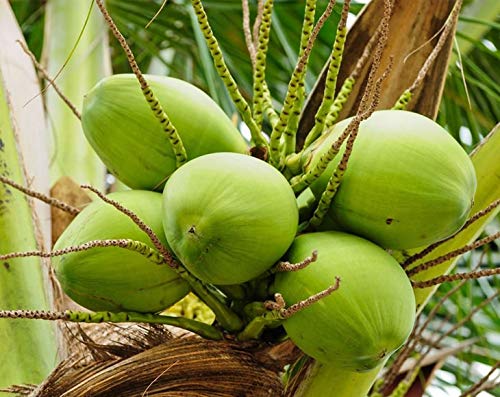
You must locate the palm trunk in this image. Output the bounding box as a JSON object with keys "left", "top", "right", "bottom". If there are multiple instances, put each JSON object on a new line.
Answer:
{"left": 43, "top": 0, "right": 111, "bottom": 189}
{"left": 0, "top": 0, "right": 58, "bottom": 391}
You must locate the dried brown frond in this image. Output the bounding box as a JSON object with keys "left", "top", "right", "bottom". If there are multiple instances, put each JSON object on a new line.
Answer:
{"left": 14, "top": 334, "right": 284, "bottom": 397}
{"left": 50, "top": 176, "right": 91, "bottom": 245}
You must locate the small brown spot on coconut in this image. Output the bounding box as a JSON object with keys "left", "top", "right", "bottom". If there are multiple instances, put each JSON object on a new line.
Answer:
{"left": 3, "top": 262, "right": 10, "bottom": 271}
{"left": 385, "top": 218, "right": 393, "bottom": 225}
{"left": 377, "top": 349, "right": 387, "bottom": 359}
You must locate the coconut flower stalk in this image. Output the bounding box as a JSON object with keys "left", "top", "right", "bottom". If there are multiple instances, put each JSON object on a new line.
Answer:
{"left": 0, "top": 0, "right": 58, "bottom": 389}
{"left": 42, "top": 0, "right": 111, "bottom": 189}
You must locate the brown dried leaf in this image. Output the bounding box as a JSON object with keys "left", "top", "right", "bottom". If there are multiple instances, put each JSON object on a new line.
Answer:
{"left": 23, "top": 334, "right": 284, "bottom": 397}
{"left": 297, "top": 0, "right": 457, "bottom": 149}
{"left": 50, "top": 176, "right": 91, "bottom": 245}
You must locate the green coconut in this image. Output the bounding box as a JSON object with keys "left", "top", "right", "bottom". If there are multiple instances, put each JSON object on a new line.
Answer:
{"left": 305, "top": 110, "right": 477, "bottom": 250}
{"left": 274, "top": 231, "right": 416, "bottom": 371}
{"left": 81, "top": 74, "right": 248, "bottom": 190}
{"left": 162, "top": 152, "right": 299, "bottom": 285}
{"left": 53, "top": 190, "right": 189, "bottom": 313}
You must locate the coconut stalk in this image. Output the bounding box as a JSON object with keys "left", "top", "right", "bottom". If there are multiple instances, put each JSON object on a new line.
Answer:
{"left": 42, "top": 0, "right": 111, "bottom": 189}
{"left": 0, "top": 0, "right": 58, "bottom": 391}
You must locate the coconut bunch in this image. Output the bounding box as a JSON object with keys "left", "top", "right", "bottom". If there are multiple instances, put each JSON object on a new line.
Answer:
{"left": 1, "top": 0, "right": 498, "bottom": 396}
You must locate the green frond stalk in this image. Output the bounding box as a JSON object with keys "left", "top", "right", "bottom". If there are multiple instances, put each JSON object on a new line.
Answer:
{"left": 252, "top": 0, "right": 274, "bottom": 131}
{"left": 306, "top": 1, "right": 350, "bottom": 144}
{"left": 142, "top": 85, "right": 188, "bottom": 168}
{"left": 320, "top": 76, "right": 355, "bottom": 134}
{"left": 43, "top": 0, "right": 111, "bottom": 189}
{"left": 392, "top": 88, "right": 412, "bottom": 110}
{"left": 95, "top": 0, "right": 188, "bottom": 169}
{"left": 284, "top": 0, "right": 318, "bottom": 150}
{"left": 308, "top": 167, "right": 343, "bottom": 227}
{"left": 0, "top": 309, "right": 223, "bottom": 341}
{"left": 269, "top": 0, "right": 336, "bottom": 166}
{"left": 191, "top": 0, "right": 267, "bottom": 148}
{"left": 0, "top": 2, "right": 58, "bottom": 389}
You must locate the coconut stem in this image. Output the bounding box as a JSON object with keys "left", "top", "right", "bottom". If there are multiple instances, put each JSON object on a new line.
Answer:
{"left": 281, "top": 277, "right": 341, "bottom": 318}
{"left": 82, "top": 184, "right": 177, "bottom": 268}
{"left": 275, "top": 250, "right": 318, "bottom": 272}
{"left": 190, "top": 0, "right": 268, "bottom": 149}
{"left": 0, "top": 175, "right": 80, "bottom": 215}
{"left": 95, "top": 0, "right": 188, "bottom": 169}
{"left": 237, "top": 278, "right": 340, "bottom": 340}
{"left": 291, "top": 360, "right": 385, "bottom": 397}
{"left": 406, "top": 231, "right": 500, "bottom": 277}
{"left": 252, "top": 0, "right": 274, "bottom": 131}
{"left": 0, "top": 239, "right": 165, "bottom": 265}
{"left": 284, "top": 0, "right": 317, "bottom": 150}
{"left": 0, "top": 309, "right": 223, "bottom": 340}
{"left": 176, "top": 267, "right": 244, "bottom": 332}
{"left": 402, "top": 198, "right": 500, "bottom": 268}
{"left": 412, "top": 267, "right": 500, "bottom": 288}
{"left": 17, "top": 40, "right": 81, "bottom": 120}
{"left": 306, "top": 1, "right": 350, "bottom": 144}
{"left": 269, "top": 0, "right": 336, "bottom": 167}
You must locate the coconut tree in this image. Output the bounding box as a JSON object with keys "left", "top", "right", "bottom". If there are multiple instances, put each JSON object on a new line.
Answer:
{"left": 1, "top": 0, "right": 499, "bottom": 395}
